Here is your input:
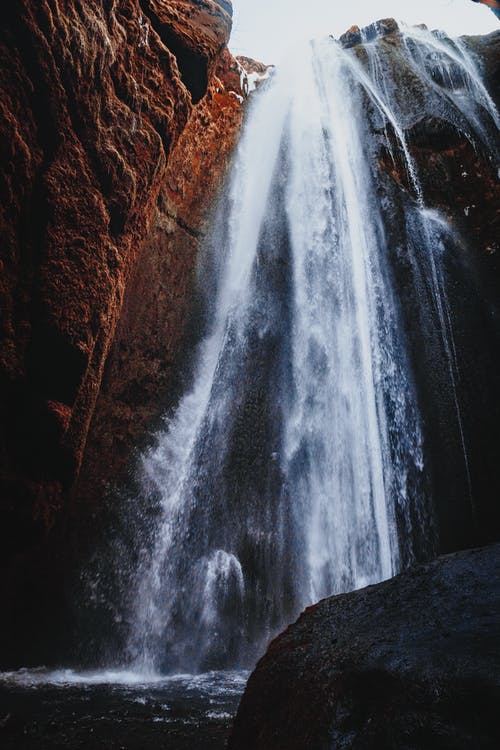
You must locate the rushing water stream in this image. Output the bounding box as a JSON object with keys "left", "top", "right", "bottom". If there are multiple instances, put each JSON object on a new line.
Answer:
{"left": 1, "top": 23, "right": 498, "bottom": 750}
{"left": 120, "top": 25, "right": 498, "bottom": 674}
{"left": 129, "top": 35, "right": 423, "bottom": 674}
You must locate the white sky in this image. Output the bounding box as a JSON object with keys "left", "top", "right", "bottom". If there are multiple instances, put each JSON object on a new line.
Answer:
{"left": 229, "top": 0, "right": 498, "bottom": 63}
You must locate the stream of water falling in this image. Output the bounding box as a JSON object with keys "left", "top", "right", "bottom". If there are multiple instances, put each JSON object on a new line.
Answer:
{"left": 114, "top": 26, "right": 497, "bottom": 675}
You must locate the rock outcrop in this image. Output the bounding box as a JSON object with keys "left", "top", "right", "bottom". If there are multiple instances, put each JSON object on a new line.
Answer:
{"left": 0, "top": 0, "right": 249, "bottom": 665}
{"left": 374, "top": 28, "right": 500, "bottom": 552}
{"left": 230, "top": 543, "right": 500, "bottom": 750}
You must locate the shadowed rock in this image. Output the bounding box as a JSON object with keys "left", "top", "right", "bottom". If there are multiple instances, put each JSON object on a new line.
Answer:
{"left": 230, "top": 544, "right": 500, "bottom": 750}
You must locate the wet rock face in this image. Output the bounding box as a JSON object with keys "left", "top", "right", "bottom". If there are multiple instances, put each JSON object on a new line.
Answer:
{"left": 339, "top": 23, "right": 500, "bottom": 551}
{"left": 0, "top": 0, "right": 240, "bottom": 534}
{"left": 75, "top": 44, "right": 247, "bottom": 522}
{"left": 0, "top": 0, "right": 245, "bottom": 664}
{"left": 370, "top": 30, "right": 500, "bottom": 552}
{"left": 230, "top": 544, "right": 500, "bottom": 750}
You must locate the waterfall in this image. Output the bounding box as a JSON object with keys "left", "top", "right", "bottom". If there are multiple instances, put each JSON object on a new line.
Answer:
{"left": 114, "top": 27, "right": 498, "bottom": 673}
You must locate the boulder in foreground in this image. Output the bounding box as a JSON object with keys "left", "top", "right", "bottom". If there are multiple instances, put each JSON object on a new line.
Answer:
{"left": 230, "top": 544, "right": 500, "bottom": 749}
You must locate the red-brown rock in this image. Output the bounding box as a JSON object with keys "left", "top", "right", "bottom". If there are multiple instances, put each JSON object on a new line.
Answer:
{"left": 74, "top": 42, "right": 247, "bottom": 522}
{"left": 339, "top": 25, "right": 362, "bottom": 49}
{"left": 0, "top": 0, "right": 245, "bottom": 665}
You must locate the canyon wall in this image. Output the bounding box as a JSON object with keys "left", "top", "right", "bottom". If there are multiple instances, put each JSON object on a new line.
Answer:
{"left": 394, "top": 29, "right": 500, "bottom": 551}
{"left": 0, "top": 0, "right": 248, "bottom": 665}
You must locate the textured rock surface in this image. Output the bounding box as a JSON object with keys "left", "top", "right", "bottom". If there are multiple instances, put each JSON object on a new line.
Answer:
{"left": 73, "top": 46, "right": 246, "bottom": 523}
{"left": 230, "top": 543, "right": 500, "bottom": 750}
{"left": 371, "top": 29, "right": 500, "bottom": 551}
{"left": 1, "top": 4, "right": 498, "bottom": 667}
{"left": 339, "top": 23, "right": 500, "bottom": 550}
{"left": 0, "top": 0, "right": 246, "bottom": 665}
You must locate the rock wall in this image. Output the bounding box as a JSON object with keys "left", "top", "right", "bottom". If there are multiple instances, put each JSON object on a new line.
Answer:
{"left": 351, "top": 24, "right": 500, "bottom": 551}
{"left": 230, "top": 543, "right": 500, "bottom": 750}
{"left": 0, "top": 0, "right": 248, "bottom": 665}
{"left": 73, "top": 45, "right": 246, "bottom": 524}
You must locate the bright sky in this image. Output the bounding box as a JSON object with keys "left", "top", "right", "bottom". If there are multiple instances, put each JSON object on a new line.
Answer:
{"left": 229, "top": 0, "right": 498, "bottom": 63}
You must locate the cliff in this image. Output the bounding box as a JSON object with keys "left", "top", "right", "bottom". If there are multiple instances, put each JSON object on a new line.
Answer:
{"left": 73, "top": 45, "right": 247, "bottom": 524}
{"left": 0, "top": 0, "right": 249, "bottom": 665}
{"left": 230, "top": 543, "right": 500, "bottom": 750}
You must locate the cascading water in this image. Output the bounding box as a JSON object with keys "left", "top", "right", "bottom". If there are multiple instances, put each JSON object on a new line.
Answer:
{"left": 358, "top": 22, "right": 499, "bottom": 525}
{"left": 108, "top": 26, "right": 499, "bottom": 674}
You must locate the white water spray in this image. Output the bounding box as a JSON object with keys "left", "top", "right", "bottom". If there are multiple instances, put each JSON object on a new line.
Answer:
{"left": 120, "top": 26, "right": 498, "bottom": 673}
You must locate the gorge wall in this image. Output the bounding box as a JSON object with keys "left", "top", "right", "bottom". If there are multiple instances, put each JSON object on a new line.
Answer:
{"left": 0, "top": 0, "right": 251, "bottom": 666}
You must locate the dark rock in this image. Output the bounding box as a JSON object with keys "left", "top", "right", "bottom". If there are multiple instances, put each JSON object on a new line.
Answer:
{"left": 340, "top": 25, "right": 362, "bottom": 49}
{"left": 362, "top": 17, "right": 399, "bottom": 42}
{"left": 340, "top": 19, "right": 399, "bottom": 48}
{"left": 463, "top": 30, "right": 500, "bottom": 107}
{"left": 230, "top": 544, "right": 500, "bottom": 750}
{"left": 371, "top": 30, "right": 500, "bottom": 552}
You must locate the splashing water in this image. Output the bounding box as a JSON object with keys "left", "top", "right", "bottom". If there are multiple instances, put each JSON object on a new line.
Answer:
{"left": 111, "top": 27, "right": 498, "bottom": 673}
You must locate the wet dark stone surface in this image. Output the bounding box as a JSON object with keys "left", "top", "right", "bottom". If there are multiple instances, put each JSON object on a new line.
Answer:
{"left": 230, "top": 544, "right": 500, "bottom": 750}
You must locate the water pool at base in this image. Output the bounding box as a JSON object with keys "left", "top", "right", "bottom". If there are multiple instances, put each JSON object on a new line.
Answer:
{"left": 0, "top": 669, "right": 248, "bottom": 749}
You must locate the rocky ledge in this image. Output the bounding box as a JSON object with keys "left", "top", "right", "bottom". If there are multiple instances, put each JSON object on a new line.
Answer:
{"left": 230, "top": 544, "right": 500, "bottom": 750}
